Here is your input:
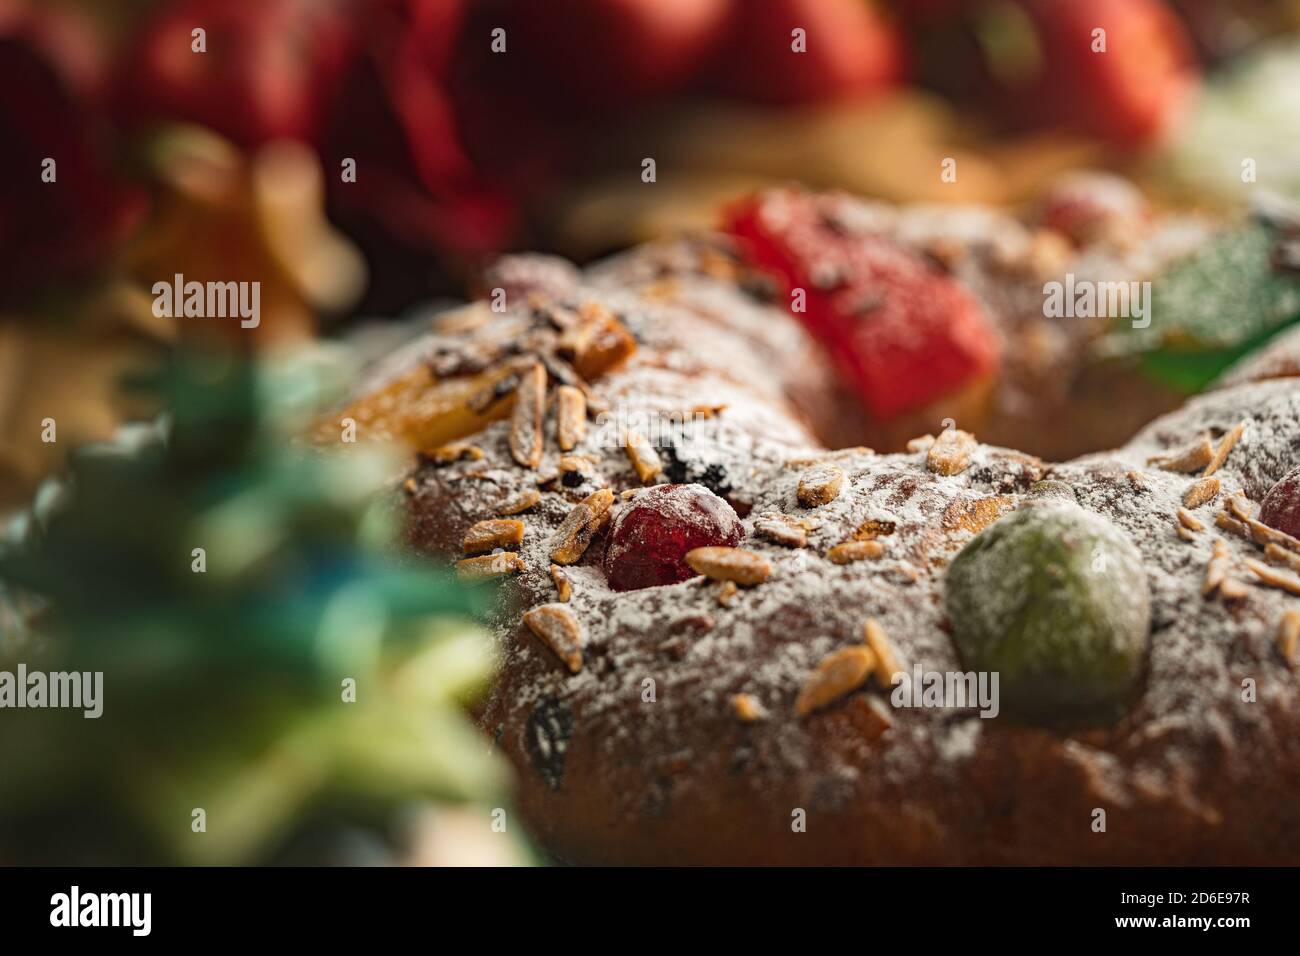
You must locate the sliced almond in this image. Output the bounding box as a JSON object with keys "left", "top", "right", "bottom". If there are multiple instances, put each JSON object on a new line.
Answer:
{"left": 624, "top": 430, "right": 663, "bottom": 484}
{"left": 1203, "top": 422, "right": 1247, "bottom": 477}
{"left": 548, "top": 488, "right": 615, "bottom": 565}
{"left": 1176, "top": 524, "right": 1198, "bottom": 543}
{"left": 1215, "top": 510, "right": 1251, "bottom": 540}
{"left": 549, "top": 564, "right": 572, "bottom": 602}
{"left": 456, "top": 552, "right": 524, "bottom": 583}
{"left": 1225, "top": 494, "right": 1254, "bottom": 523}
{"left": 862, "top": 619, "right": 902, "bottom": 688}
{"left": 508, "top": 363, "right": 546, "bottom": 468}
{"left": 1244, "top": 558, "right": 1300, "bottom": 596}
{"left": 1177, "top": 508, "right": 1205, "bottom": 532}
{"left": 422, "top": 442, "right": 484, "bottom": 466}
{"left": 797, "top": 463, "right": 844, "bottom": 507}
{"left": 1219, "top": 577, "right": 1249, "bottom": 601}
{"left": 827, "top": 539, "right": 885, "bottom": 564}
{"left": 523, "top": 604, "right": 584, "bottom": 673}
{"left": 1125, "top": 471, "right": 1150, "bottom": 492}
{"left": 555, "top": 385, "right": 587, "bottom": 452}
{"left": 1202, "top": 539, "right": 1232, "bottom": 598}
{"left": 754, "top": 513, "right": 809, "bottom": 548}
{"left": 1147, "top": 435, "right": 1214, "bottom": 474}
{"left": 926, "top": 429, "right": 977, "bottom": 476}
{"left": 1278, "top": 610, "right": 1300, "bottom": 666}
{"left": 685, "top": 546, "right": 772, "bottom": 586}
{"left": 497, "top": 488, "right": 541, "bottom": 515}
{"left": 852, "top": 518, "right": 897, "bottom": 540}
{"left": 732, "top": 693, "right": 766, "bottom": 723}
{"left": 716, "top": 580, "right": 740, "bottom": 606}
{"left": 402, "top": 476, "right": 419, "bottom": 494}
{"left": 1264, "top": 543, "right": 1300, "bottom": 575}
{"left": 1245, "top": 515, "right": 1300, "bottom": 554}
{"left": 906, "top": 435, "right": 936, "bottom": 454}
{"left": 795, "top": 646, "right": 876, "bottom": 717}
{"left": 1182, "top": 476, "right": 1220, "bottom": 509}
{"left": 462, "top": 518, "right": 525, "bottom": 554}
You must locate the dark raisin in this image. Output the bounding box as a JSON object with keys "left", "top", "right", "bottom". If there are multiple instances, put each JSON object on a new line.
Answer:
{"left": 524, "top": 697, "right": 572, "bottom": 792}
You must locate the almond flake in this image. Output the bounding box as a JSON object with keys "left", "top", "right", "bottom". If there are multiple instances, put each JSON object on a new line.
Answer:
{"left": 555, "top": 385, "right": 587, "bottom": 452}
{"left": 827, "top": 539, "right": 885, "bottom": 564}
{"left": 1125, "top": 471, "right": 1150, "bottom": 492}
{"left": 926, "top": 429, "right": 977, "bottom": 476}
{"left": 906, "top": 435, "right": 935, "bottom": 454}
{"left": 1177, "top": 508, "right": 1205, "bottom": 532}
{"left": 795, "top": 646, "right": 876, "bottom": 717}
{"left": 716, "top": 580, "right": 740, "bottom": 606}
{"left": 549, "top": 488, "right": 615, "bottom": 565}
{"left": 1226, "top": 495, "right": 1254, "bottom": 523}
{"left": 462, "top": 518, "right": 525, "bottom": 554}
{"left": 1215, "top": 510, "right": 1251, "bottom": 540}
{"left": 691, "top": 403, "right": 728, "bottom": 419}
{"left": 1219, "top": 577, "right": 1249, "bottom": 601}
{"left": 862, "top": 619, "right": 902, "bottom": 688}
{"left": 1278, "top": 611, "right": 1300, "bottom": 666}
{"left": 1176, "top": 524, "right": 1198, "bottom": 543}
{"left": 1244, "top": 558, "right": 1300, "bottom": 596}
{"left": 1202, "top": 539, "right": 1232, "bottom": 597}
{"left": 422, "top": 442, "right": 484, "bottom": 466}
{"left": 549, "top": 564, "right": 572, "bottom": 602}
{"left": 624, "top": 430, "right": 663, "bottom": 484}
{"left": 942, "top": 496, "right": 1015, "bottom": 535}
{"left": 497, "top": 488, "right": 541, "bottom": 515}
{"left": 754, "top": 512, "right": 809, "bottom": 548}
{"left": 1245, "top": 516, "right": 1300, "bottom": 554}
{"left": 1203, "top": 421, "right": 1247, "bottom": 477}
{"left": 1147, "top": 435, "right": 1214, "bottom": 473}
{"left": 1182, "top": 476, "right": 1220, "bottom": 509}
{"left": 402, "top": 476, "right": 419, "bottom": 494}
{"left": 731, "top": 693, "right": 766, "bottom": 723}
{"left": 456, "top": 552, "right": 524, "bottom": 582}
{"left": 1264, "top": 543, "right": 1300, "bottom": 575}
{"left": 852, "top": 518, "right": 897, "bottom": 540}
{"left": 523, "top": 604, "right": 584, "bottom": 673}
{"left": 508, "top": 363, "right": 546, "bottom": 468}
{"left": 685, "top": 546, "right": 772, "bottom": 586}
{"left": 797, "top": 463, "right": 844, "bottom": 507}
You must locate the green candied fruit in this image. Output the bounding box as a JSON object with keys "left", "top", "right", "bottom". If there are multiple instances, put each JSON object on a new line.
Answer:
{"left": 944, "top": 501, "right": 1151, "bottom": 727}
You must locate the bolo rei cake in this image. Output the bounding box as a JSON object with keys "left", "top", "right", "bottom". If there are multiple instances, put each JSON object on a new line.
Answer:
{"left": 321, "top": 178, "right": 1300, "bottom": 864}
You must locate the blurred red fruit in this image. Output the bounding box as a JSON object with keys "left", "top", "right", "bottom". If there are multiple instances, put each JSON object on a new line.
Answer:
{"left": 911, "top": 0, "right": 1198, "bottom": 148}
{"left": 0, "top": 0, "right": 144, "bottom": 303}
{"left": 727, "top": 190, "right": 999, "bottom": 420}
{"left": 1014, "top": 0, "right": 1199, "bottom": 147}
{"left": 503, "top": 0, "right": 731, "bottom": 110}
{"left": 712, "top": 0, "right": 907, "bottom": 104}
{"left": 113, "top": 0, "right": 355, "bottom": 148}
{"left": 325, "top": 0, "right": 519, "bottom": 295}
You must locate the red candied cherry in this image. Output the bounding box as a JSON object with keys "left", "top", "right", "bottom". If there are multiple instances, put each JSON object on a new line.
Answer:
{"left": 603, "top": 484, "right": 743, "bottom": 591}
{"left": 1260, "top": 468, "right": 1300, "bottom": 541}
{"left": 1038, "top": 172, "right": 1147, "bottom": 246}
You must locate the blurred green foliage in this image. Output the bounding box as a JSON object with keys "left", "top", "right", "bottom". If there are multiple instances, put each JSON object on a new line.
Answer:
{"left": 0, "top": 349, "right": 513, "bottom": 864}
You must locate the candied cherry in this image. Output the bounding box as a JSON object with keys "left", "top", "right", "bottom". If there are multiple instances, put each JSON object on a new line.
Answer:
{"left": 603, "top": 484, "right": 743, "bottom": 591}
{"left": 1260, "top": 468, "right": 1300, "bottom": 541}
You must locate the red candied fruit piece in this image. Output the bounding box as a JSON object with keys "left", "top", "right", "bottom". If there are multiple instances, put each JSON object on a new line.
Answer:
{"left": 603, "top": 484, "right": 743, "bottom": 591}
{"left": 726, "top": 189, "right": 999, "bottom": 420}
{"left": 1260, "top": 468, "right": 1300, "bottom": 541}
